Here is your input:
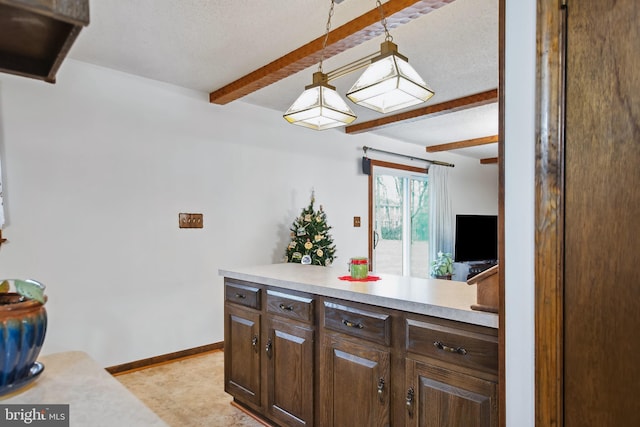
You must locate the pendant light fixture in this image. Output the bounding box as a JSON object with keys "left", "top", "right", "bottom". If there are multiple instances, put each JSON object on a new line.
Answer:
{"left": 283, "top": 0, "right": 357, "bottom": 130}
{"left": 346, "top": 0, "right": 434, "bottom": 113}
{"left": 284, "top": 0, "right": 434, "bottom": 129}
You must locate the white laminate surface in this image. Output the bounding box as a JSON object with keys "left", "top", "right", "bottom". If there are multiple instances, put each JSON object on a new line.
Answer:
{"left": 1, "top": 351, "right": 168, "bottom": 426}
{"left": 219, "top": 263, "right": 498, "bottom": 328}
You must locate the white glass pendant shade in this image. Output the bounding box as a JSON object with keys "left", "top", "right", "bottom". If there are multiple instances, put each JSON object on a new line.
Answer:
{"left": 284, "top": 72, "right": 357, "bottom": 130}
{"left": 346, "top": 41, "right": 434, "bottom": 113}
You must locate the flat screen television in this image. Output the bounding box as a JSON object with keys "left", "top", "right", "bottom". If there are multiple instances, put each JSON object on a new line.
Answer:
{"left": 454, "top": 214, "right": 498, "bottom": 262}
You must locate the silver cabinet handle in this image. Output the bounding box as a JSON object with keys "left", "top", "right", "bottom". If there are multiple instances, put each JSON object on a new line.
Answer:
{"left": 251, "top": 335, "right": 258, "bottom": 353}
{"left": 342, "top": 319, "right": 364, "bottom": 329}
{"left": 265, "top": 338, "right": 273, "bottom": 358}
{"left": 433, "top": 341, "right": 468, "bottom": 355}
{"left": 377, "top": 378, "right": 385, "bottom": 402}
{"left": 406, "top": 387, "right": 415, "bottom": 418}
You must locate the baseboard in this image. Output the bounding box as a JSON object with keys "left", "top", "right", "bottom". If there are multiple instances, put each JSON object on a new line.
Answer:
{"left": 230, "top": 400, "right": 275, "bottom": 427}
{"left": 107, "top": 341, "right": 224, "bottom": 376}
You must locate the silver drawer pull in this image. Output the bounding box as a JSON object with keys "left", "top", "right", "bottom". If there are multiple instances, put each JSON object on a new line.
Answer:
{"left": 279, "top": 303, "right": 294, "bottom": 311}
{"left": 433, "top": 341, "right": 468, "bottom": 355}
{"left": 342, "top": 319, "right": 364, "bottom": 329}
{"left": 234, "top": 293, "right": 246, "bottom": 299}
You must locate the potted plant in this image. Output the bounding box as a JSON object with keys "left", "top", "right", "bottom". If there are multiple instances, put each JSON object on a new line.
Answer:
{"left": 0, "top": 279, "right": 47, "bottom": 396}
{"left": 430, "top": 252, "right": 454, "bottom": 280}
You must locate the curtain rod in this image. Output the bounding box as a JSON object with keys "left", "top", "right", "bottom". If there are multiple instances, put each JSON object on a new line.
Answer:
{"left": 362, "top": 146, "right": 455, "bottom": 168}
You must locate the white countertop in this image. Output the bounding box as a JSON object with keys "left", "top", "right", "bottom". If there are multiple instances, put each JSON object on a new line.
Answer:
{"left": 1, "top": 351, "right": 168, "bottom": 426}
{"left": 219, "top": 263, "right": 498, "bottom": 329}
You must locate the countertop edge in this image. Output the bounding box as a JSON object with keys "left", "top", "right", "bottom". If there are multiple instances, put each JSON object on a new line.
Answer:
{"left": 219, "top": 268, "right": 498, "bottom": 329}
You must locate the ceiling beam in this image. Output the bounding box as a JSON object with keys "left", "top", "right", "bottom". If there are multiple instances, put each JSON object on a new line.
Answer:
{"left": 344, "top": 89, "right": 498, "bottom": 134}
{"left": 209, "top": 0, "right": 456, "bottom": 105}
{"left": 426, "top": 134, "right": 499, "bottom": 152}
{"left": 480, "top": 157, "right": 499, "bottom": 164}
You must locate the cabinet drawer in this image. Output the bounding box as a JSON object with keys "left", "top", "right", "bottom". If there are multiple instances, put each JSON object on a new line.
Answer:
{"left": 406, "top": 317, "right": 498, "bottom": 374}
{"left": 323, "top": 301, "right": 391, "bottom": 346}
{"left": 225, "top": 281, "right": 261, "bottom": 309}
{"left": 266, "top": 289, "right": 314, "bottom": 323}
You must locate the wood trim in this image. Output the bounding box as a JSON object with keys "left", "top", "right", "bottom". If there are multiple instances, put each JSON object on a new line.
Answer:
{"left": 427, "top": 135, "right": 499, "bottom": 153}
{"left": 480, "top": 157, "right": 498, "bottom": 165}
{"left": 368, "top": 159, "right": 428, "bottom": 174}
{"left": 345, "top": 89, "right": 498, "bottom": 134}
{"left": 367, "top": 159, "right": 428, "bottom": 272}
{"left": 107, "top": 342, "right": 224, "bottom": 376}
{"left": 209, "top": 0, "right": 455, "bottom": 104}
{"left": 230, "top": 401, "right": 275, "bottom": 427}
{"left": 535, "top": 1, "right": 566, "bottom": 426}
{"left": 497, "top": 0, "right": 505, "bottom": 426}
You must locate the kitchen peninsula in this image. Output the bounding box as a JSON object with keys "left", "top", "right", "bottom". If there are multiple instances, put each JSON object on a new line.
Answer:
{"left": 220, "top": 263, "right": 499, "bottom": 427}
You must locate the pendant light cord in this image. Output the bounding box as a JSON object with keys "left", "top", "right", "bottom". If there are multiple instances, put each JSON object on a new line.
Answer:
{"left": 318, "top": 0, "right": 336, "bottom": 73}
{"left": 376, "top": 0, "right": 393, "bottom": 42}
{"left": 319, "top": 0, "right": 391, "bottom": 76}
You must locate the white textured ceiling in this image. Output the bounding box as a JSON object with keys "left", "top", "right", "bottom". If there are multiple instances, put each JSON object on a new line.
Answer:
{"left": 68, "top": 0, "right": 498, "bottom": 159}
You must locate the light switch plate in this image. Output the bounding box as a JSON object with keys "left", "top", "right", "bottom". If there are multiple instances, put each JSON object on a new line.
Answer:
{"left": 179, "top": 213, "right": 203, "bottom": 229}
{"left": 353, "top": 216, "right": 361, "bottom": 227}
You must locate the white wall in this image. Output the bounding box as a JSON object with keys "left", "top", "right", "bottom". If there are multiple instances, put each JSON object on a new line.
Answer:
{"left": 0, "top": 60, "right": 497, "bottom": 367}
{"left": 505, "top": 0, "right": 536, "bottom": 425}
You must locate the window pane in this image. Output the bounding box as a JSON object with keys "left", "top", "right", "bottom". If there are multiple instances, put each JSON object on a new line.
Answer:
{"left": 373, "top": 170, "right": 429, "bottom": 277}
{"left": 374, "top": 175, "right": 403, "bottom": 275}
{"left": 410, "top": 177, "right": 429, "bottom": 278}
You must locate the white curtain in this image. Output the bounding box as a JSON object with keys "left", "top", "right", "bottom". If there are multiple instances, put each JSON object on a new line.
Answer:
{"left": 428, "top": 165, "right": 453, "bottom": 265}
{"left": 0, "top": 156, "right": 4, "bottom": 228}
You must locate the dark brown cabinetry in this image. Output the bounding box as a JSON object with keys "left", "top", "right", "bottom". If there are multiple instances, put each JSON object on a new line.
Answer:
{"left": 224, "top": 280, "right": 262, "bottom": 410}
{"left": 405, "top": 316, "right": 498, "bottom": 427}
{"left": 405, "top": 360, "right": 496, "bottom": 427}
{"left": 223, "top": 277, "right": 498, "bottom": 426}
{"left": 320, "top": 300, "right": 392, "bottom": 426}
{"left": 224, "top": 279, "right": 315, "bottom": 427}
{"left": 265, "top": 290, "right": 315, "bottom": 427}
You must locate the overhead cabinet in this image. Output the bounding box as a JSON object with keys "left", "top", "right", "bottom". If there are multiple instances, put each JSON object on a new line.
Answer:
{"left": 0, "top": 0, "right": 90, "bottom": 82}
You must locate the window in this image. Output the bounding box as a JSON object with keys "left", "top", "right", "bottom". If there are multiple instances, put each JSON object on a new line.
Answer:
{"left": 369, "top": 162, "right": 429, "bottom": 277}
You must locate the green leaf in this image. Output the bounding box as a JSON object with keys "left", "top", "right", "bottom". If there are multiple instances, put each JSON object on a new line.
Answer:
{"left": 15, "top": 279, "right": 46, "bottom": 304}
{"left": 0, "top": 280, "right": 9, "bottom": 293}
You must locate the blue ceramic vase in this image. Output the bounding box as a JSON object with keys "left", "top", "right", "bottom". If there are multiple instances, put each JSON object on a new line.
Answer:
{"left": 0, "top": 293, "right": 47, "bottom": 389}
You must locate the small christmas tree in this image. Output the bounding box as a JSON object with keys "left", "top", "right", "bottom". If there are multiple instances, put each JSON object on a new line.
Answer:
{"left": 285, "top": 192, "right": 336, "bottom": 266}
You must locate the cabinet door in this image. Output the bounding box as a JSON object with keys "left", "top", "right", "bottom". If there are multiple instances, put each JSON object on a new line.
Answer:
{"left": 266, "top": 316, "right": 314, "bottom": 427}
{"left": 405, "top": 359, "right": 497, "bottom": 427}
{"left": 320, "top": 333, "right": 391, "bottom": 427}
{"left": 224, "top": 303, "right": 261, "bottom": 408}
